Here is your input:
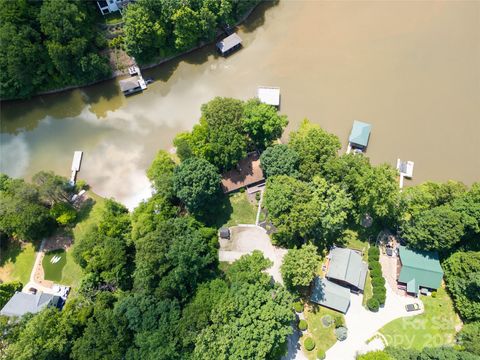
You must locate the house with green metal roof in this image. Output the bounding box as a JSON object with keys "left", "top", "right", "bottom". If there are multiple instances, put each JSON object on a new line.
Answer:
{"left": 326, "top": 247, "right": 368, "bottom": 293}
{"left": 397, "top": 246, "right": 443, "bottom": 296}
{"left": 310, "top": 276, "right": 351, "bottom": 314}
{"left": 348, "top": 120, "right": 372, "bottom": 150}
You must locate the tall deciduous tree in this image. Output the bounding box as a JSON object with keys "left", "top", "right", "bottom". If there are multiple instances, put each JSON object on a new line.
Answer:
{"left": 289, "top": 119, "right": 341, "bottom": 181}
{"left": 173, "top": 158, "right": 220, "bottom": 213}
{"left": 172, "top": 6, "right": 200, "bottom": 50}
{"left": 401, "top": 205, "right": 464, "bottom": 252}
{"left": 281, "top": 243, "right": 321, "bottom": 290}
{"left": 242, "top": 99, "right": 288, "bottom": 150}
{"left": 443, "top": 251, "right": 480, "bottom": 322}
{"left": 146, "top": 150, "right": 176, "bottom": 198}
{"left": 260, "top": 144, "right": 300, "bottom": 178}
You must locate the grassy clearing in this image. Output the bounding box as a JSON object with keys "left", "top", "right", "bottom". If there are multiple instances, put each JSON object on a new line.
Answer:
{"left": 302, "top": 304, "right": 339, "bottom": 359}
{"left": 42, "top": 249, "right": 66, "bottom": 282}
{"left": 223, "top": 192, "right": 257, "bottom": 227}
{"left": 61, "top": 192, "right": 107, "bottom": 291}
{"left": 0, "top": 242, "right": 36, "bottom": 285}
{"left": 379, "top": 287, "right": 461, "bottom": 350}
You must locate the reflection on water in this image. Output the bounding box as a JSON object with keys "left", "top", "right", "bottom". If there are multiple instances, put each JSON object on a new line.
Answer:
{"left": 1, "top": 1, "right": 479, "bottom": 208}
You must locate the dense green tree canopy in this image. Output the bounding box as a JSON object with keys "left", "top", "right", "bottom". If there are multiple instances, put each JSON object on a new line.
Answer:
{"left": 0, "top": 174, "right": 53, "bottom": 241}
{"left": 73, "top": 199, "right": 132, "bottom": 290}
{"left": 281, "top": 243, "right": 321, "bottom": 290}
{"left": 193, "top": 252, "right": 294, "bottom": 360}
{"left": 264, "top": 175, "right": 352, "bottom": 247}
{"left": 172, "top": 6, "right": 201, "bottom": 50}
{"left": 401, "top": 205, "right": 464, "bottom": 252}
{"left": 133, "top": 217, "right": 217, "bottom": 301}
{"left": 1, "top": 0, "right": 109, "bottom": 99}
{"left": 242, "top": 99, "right": 288, "bottom": 150}
{"left": 289, "top": 119, "right": 341, "bottom": 181}
{"left": 357, "top": 351, "right": 394, "bottom": 360}
{"left": 443, "top": 251, "right": 480, "bottom": 322}
{"left": 457, "top": 322, "right": 480, "bottom": 356}
{"left": 260, "top": 144, "right": 300, "bottom": 178}
{"left": 146, "top": 150, "right": 176, "bottom": 198}
{"left": 173, "top": 157, "right": 221, "bottom": 213}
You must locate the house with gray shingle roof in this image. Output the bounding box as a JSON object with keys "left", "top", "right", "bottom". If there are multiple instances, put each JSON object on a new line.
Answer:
{"left": 326, "top": 247, "right": 368, "bottom": 293}
{"left": 0, "top": 291, "right": 62, "bottom": 317}
{"left": 310, "top": 276, "right": 351, "bottom": 313}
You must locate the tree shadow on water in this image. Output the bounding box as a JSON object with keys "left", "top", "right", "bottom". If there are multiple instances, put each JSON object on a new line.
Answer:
{"left": 241, "top": 0, "right": 279, "bottom": 34}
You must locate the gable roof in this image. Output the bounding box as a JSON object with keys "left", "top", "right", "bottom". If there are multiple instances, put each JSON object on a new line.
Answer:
{"left": 398, "top": 246, "right": 443, "bottom": 293}
{"left": 119, "top": 77, "right": 141, "bottom": 92}
{"left": 327, "top": 247, "right": 368, "bottom": 291}
{"left": 349, "top": 120, "right": 372, "bottom": 147}
{"left": 216, "top": 33, "right": 242, "bottom": 54}
{"left": 310, "top": 277, "right": 350, "bottom": 313}
{"left": 221, "top": 152, "right": 265, "bottom": 193}
{"left": 0, "top": 292, "right": 61, "bottom": 317}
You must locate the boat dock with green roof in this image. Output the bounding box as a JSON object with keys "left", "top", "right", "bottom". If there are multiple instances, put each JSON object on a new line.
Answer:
{"left": 347, "top": 120, "right": 372, "bottom": 154}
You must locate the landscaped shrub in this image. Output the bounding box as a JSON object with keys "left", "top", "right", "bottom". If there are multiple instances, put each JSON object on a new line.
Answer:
{"left": 317, "top": 349, "right": 326, "bottom": 359}
{"left": 298, "top": 319, "right": 308, "bottom": 331}
{"left": 367, "top": 298, "right": 380, "bottom": 312}
{"left": 293, "top": 301, "right": 303, "bottom": 313}
{"left": 372, "top": 276, "right": 386, "bottom": 287}
{"left": 335, "top": 326, "right": 348, "bottom": 341}
{"left": 431, "top": 291, "right": 437, "bottom": 298}
{"left": 255, "top": 192, "right": 261, "bottom": 201}
{"left": 368, "top": 246, "right": 380, "bottom": 257}
{"left": 304, "top": 337, "right": 316, "bottom": 351}
{"left": 370, "top": 267, "right": 382, "bottom": 278}
{"left": 368, "top": 261, "right": 381, "bottom": 272}
{"left": 373, "top": 290, "right": 386, "bottom": 306}
{"left": 334, "top": 315, "right": 344, "bottom": 328}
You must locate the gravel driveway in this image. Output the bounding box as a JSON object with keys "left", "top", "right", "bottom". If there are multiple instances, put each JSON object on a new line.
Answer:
{"left": 218, "top": 225, "right": 287, "bottom": 284}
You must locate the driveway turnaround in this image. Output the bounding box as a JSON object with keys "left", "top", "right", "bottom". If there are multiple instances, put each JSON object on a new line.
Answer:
{"left": 218, "top": 225, "right": 287, "bottom": 284}
{"left": 325, "top": 283, "right": 423, "bottom": 360}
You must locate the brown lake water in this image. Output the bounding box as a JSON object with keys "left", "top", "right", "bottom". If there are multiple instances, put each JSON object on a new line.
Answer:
{"left": 1, "top": 1, "right": 479, "bottom": 208}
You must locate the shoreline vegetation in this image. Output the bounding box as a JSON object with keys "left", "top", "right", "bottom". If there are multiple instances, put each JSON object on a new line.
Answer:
{"left": 0, "top": 96, "right": 479, "bottom": 359}
{"left": 0, "top": 0, "right": 264, "bottom": 102}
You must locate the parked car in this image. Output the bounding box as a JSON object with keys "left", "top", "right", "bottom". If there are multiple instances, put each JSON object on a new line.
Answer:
{"left": 405, "top": 303, "right": 420, "bottom": 312}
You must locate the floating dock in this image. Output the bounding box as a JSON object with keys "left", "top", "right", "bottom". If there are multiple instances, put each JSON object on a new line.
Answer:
{"left": 216, "top": 33, "right": 242, "bottom": 56}
{"left": 120, "top": 65, "right": 147, "bottom": 96}
{"left": 257, "top": 86, "right": 280, "bottom": 108}
{"left": 70, "top": 151, "right": 83, "bottom": 185}
{"left": 397, "top": 159, "right": 414, "bottom": 189}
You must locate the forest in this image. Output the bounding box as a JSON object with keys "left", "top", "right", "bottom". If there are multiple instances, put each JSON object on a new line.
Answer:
{"left": 0, "top": 0, "right": 262, "bottom": 99}
{"left": 0, "top": 97, "right": 479, "bottom": 359}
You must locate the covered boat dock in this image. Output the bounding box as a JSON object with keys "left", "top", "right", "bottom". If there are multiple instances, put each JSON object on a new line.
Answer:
{"left": 216, "top": 33, "right": 242, "bottom": 56}
{"left": 257, "top": 86, "right": 280, "bottom": 108}
{"left": 347, "top": 120, "right": 372, "bottom": 153}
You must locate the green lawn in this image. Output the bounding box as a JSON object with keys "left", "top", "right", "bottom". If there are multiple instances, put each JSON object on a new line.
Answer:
{"left": 223, "top": 192, "right": 257, "bottom": 227}
{"left": 379, "top": 287, "right": 461, "bottom": 350}
{"left": 302, "top": 304, "right": 339, "bottom": 359}
{"left": 0, "top": 242, "right": 36, "bottom": 286}
{"left": 42, "top": 249, "right": 66, "bottom": 282}
{"left": 60, "top": 191, "right": 107, "bottom": 290}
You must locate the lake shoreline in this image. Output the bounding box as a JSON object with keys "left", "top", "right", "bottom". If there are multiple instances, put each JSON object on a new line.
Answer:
{"left": 0, "top": 4, "right": 261, "bottom": 103}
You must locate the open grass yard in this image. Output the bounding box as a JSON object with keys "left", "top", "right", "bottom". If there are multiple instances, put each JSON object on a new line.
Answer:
{"left": 223, "top": 192, "right": 257, "bottom": 227}
{"left": 42, "top": 249, "right": 66, "bottom": 283}
{"left": 0, "top": 242, "right": 36, "bottom": 285}
{"left": 302, "top": 304, "right": 339, "bottom": 359}
{"left": 379, "top": 287, "right": 461, "bottom": 350}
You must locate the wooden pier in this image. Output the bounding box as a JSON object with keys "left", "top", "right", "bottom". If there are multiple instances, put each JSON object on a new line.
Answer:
{"left": 69, "top": 151, "right": 83, "bottom": 185}
{"left": 397, "top": 158, "right": 414, "bottom": 189}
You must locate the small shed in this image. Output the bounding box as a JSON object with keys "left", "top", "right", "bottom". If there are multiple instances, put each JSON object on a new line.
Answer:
{"left": 348, "top": 120, "right": 372, "bottom": 150}
{"left": 216, "top": 33, "right": 242, "bottom": 56}
{"left": 119, "top": 77, "right": 142, "bottom": 96}
{"left": 257, "top": 87, "right": 280, "bottom": 108}
{"left": 219, "top": 228, "right": 230, "bottom": 239}
{"left": 310, "top": 277, "right": 351, "bottom": 314}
